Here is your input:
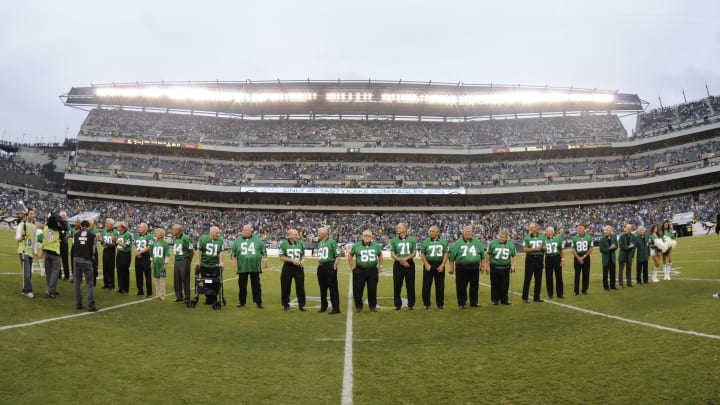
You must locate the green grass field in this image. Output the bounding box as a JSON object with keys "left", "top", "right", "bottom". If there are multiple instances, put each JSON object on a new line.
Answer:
{"left": 1, "top": 229, "right": 719, "bottom": 404}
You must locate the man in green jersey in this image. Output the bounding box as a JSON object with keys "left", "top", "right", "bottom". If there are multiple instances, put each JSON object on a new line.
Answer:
{"left": 15, "top": 208, "right": 37, "bottom": 298}
{"left": 572, "top": 224, "right": 593, "bottom": 295}
{"left": 172, "top": 224, "right": 194, "bottom": 304}
{"left": 390, "top": 223, "right": 417, "bottom": 311}
{"left": 634, "top": 225, "right": 650, "bottom": 285}
{"left": 279, "top": 229, "right": 305, "bottom": 311}
{"left": 522, "top": 223, "right": 545, "bottom": 303}
{"left": 487, "top": 230, "right": 516, "bottom": 305}
{"left": 115, "top": 222, "right": 133, "bottom": 294}
{"left": 316, "top": 227, "right": 341, "bottom": 314}
{"left": 543, "top": 227, "right": 565, "bottom": 299}
{"left": 99, "top": 218, "right": 118, "bottom": 290}
{"left": 231, "top": 224, "right": 267, "bottom": 309}
{"left": 420, "top": 226, "right": 448, "bottom": 310}
{"left": 448, "top": 225, "right": 485, "bottom": 309}
{"left": 349, "top": 230, "right": 383, "bottom": 312}
{"left": 598, "top": 225, "right": 617, "bottom": 291}
{"left": 133, "top": 222, "right": 154, "bottom": 297}
{"left": 617, "top": 224, "right": 636, "bottom": 288}
{"left": 195, "top": 226, "right": 224, "bottom": 305}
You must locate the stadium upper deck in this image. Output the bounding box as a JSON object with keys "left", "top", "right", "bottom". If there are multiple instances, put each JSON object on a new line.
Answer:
{"left": 61, "top": 79, "right": 643, "bottom": 119}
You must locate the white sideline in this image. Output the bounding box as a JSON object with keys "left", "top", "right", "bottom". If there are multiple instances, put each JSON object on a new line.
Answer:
{"left": 479, "top": 281, "right": 720, "bottom": 341}
{"left": 341, "top": 273, "right": 354, "bottom": 405}
{"left": 0, "top": 274, "right": 240, "bottom": 332}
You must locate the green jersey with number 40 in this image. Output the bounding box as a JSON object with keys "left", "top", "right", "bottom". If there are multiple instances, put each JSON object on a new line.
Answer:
{"left": 197, "top": 235, "right": 223, "bottom": 267}
{"left": 487, "top": 239, "right": 516, "bottom": 267}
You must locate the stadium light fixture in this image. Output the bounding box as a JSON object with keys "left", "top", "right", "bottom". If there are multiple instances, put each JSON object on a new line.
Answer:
{"left": 94, "top": 87, "right": 317, "bottom": 103}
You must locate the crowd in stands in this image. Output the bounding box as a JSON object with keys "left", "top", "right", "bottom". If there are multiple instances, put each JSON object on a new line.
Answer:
{"left": 0, "top": 155, "right": 64, "bottom": 193}
{"left": 2, "top": 186, "right": 717, "bottom": 249}
{"left": 635, "top": 95, "right": 720, "bottom": 137}
{"left": 80, "top": 108, "right": 627, "bottom": 148}
{"left": 68, "top": 138, "right": 720, "bottom": 188}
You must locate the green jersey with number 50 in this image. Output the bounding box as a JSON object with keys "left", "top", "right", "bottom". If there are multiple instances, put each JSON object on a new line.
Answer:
{"left": 487, "top": 239, "right": 516, "bottom": 267}
{"left": 196, "top": 235, "right": 223, "bottom": 267}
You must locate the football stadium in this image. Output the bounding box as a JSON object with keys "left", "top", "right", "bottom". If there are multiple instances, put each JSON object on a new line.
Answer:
{"left": 2, "top": 78, "right": 720, "bottom": 404}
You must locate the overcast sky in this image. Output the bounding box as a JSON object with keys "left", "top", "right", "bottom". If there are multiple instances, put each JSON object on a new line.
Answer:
{"left": 1, "top": 0, "right": 718, "bottom": 144}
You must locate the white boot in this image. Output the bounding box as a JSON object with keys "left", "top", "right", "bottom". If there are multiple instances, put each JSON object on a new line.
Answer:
{"left": 652, "top": 267, "right": 659, "bottom": 283}
{"left": 666, "top": 263, "right": 672, "bottom": 280}
{"left": 663, "top": 264, "right": 669, "bottom": 280}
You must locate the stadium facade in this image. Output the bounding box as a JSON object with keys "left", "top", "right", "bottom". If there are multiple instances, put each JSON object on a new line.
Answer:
{"left": 60, "top": 80, "right": 720, "bottom": 211}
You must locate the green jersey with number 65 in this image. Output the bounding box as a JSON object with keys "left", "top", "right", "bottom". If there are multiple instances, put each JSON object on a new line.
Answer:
{"left": 487, "top": 239, "right": 516, "bottom": 267}
{"left": 196, "top": 235, "right": 223, "bottom": 267}
{"left": 350, "top": 241, "right": 382, "bottom": 269}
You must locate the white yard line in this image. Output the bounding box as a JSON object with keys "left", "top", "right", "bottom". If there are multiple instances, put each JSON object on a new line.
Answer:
{"left": 341, "top": 273, "right": 354, "bottom": 405}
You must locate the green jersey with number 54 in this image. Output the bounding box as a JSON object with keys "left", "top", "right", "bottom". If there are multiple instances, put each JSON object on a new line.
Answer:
{"left": 487, "top": 239, "right": 516, "bottom": 267}
{"left": 197, "top": 235, "right": 223, "bottom": 267}
{"left": 232, "top": 234, "right": 266, "bottom": 273}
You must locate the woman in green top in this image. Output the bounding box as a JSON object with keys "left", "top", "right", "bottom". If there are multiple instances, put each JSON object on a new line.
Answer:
{"left": 151, "top": 228, "right": 170, "bottom": 300}
{"left": 648, "top": 224, "right": 662, "bottom": 283}
{"left": 660, "top": 221, "right": 676, "bottom": 280}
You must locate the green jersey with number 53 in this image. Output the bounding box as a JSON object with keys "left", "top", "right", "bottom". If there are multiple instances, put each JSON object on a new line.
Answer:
{"left": 196, "top": 234, "right": 223, "bottom": 267}
{"left": 487, "top": 239, "right": 516, "bottom": 267}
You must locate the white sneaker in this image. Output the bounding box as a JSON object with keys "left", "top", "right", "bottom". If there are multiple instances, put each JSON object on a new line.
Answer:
{"left": 652, "top": 277, "right": 659, "bottom": 283}
{"left": 712, "top": 292, "right": 720, "bottom": 299}
{"left": 25, "top": 292, "right": 35, "bottom": 298}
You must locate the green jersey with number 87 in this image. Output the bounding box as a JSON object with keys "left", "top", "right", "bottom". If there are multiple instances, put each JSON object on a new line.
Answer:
{"left": 543, "top": 235, "right": 564, "bottom": 257}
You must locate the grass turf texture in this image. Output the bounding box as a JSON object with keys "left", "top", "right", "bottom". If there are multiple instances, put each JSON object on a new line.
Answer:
{"left": 0, "top": 229, "right": 718, "bottom": 404}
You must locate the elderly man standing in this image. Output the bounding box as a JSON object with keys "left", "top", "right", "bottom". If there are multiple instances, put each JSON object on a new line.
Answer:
{"left": 172, "top": 224, "right": 194, "bottom": 304}
{"left": 99, "top": 218, "right": 118, "bottom": 290}
{"left": 390, "top": 223, "right": 417, "bottom": 311}
{"left": 195, "top": 226, "right": 224, "bottom": 305}
{"left": 232, "top": 224, "right": 267, "bottom": 309}
{"left": 73, "top": 220, "right": 98, "bottom": 312}
{"left": 316, "top": 227, "right": 341, "bottom": 314}
{"left": 618, "top": 224, "right": 636, "bottom": 288}
{"left": 115, "top": 222, "right": 133, "bottom": 294}
{"left": 635, "top": 225, "right": 650, "bottom": 285}
{"left": 522, "top": 223, "right": 545, "bottom": 303}
{"left": 599, "top": 225, "right": 617, "bottom": 291}
{"left": 133, "top": 222, "right": 154, "bottom": 297}
{"left": 448, "top": 225, "right": 485, "bottom": 309}
{"left": 279, "top": 229, "right": 305, "bottom": 311}
{"left": 349, "top": 230, "right": 383, "bottom": 313}
{"left": 420, "top": 226, "right": 449, "bottom": 310}
{"left": 543, "top": 227, "right": 565, "bottom": 299}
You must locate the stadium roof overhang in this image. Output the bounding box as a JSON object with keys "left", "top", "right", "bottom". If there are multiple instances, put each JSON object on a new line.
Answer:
{"left": 60, "top": 79, "right": 643, "bottom": 118}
